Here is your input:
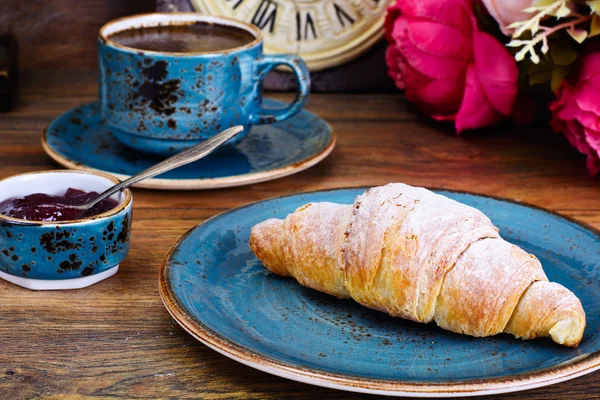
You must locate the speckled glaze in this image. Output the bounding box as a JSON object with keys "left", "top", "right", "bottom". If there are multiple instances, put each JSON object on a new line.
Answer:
{"left": 42, "top": 100, "right": 335, "bottom": 190}
{"left": 0, "top": 171, "right": 132, "bottom": 287}
{"left": 98, "top": 13, "right": 310, "bottom": 155}
{"left": 159, "top": 188, "right": 600, "bottom": 397}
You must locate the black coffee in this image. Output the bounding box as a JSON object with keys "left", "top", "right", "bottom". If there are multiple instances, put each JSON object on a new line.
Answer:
{"left": 108, "top": 23, "right": 255, "bottom": 53}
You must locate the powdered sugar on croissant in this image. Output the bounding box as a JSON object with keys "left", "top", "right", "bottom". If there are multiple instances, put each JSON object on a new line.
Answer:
{"left": 249, "top": 183, "right": 586, "bottom": 347}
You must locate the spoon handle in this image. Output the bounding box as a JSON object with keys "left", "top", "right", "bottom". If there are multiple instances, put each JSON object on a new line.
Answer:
{"left": 82, "top": 126, "right": 244, "bottom": 210}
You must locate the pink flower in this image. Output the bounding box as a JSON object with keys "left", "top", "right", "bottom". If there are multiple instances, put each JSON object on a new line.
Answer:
{"left": 549, "top": 53, "right": 600, "bottom": 175}
{"left": 481, "top": 0, "right": 534, "bottom": 35}
{"left": 385, "top": 0, "right": 518, "bottom": 133}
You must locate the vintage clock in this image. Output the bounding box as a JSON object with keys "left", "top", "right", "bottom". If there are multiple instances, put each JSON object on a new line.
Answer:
{"left": 158, "top": 0, "right": 396, "bottom": 91}
{"left": 188, "top": 0, "right": 391, "bottom": 71}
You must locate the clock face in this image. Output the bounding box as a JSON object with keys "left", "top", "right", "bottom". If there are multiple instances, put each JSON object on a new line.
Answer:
{"left": 190, "top": 0, "right": 393, "bottom": 71}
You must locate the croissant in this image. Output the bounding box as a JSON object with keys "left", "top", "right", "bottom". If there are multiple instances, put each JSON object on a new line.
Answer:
{"left": 249, "top": 183, "right": 586, "bottom": 347}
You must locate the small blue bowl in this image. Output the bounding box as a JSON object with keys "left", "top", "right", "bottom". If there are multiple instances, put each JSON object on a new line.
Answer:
{"left": 0, "top": 170, "right": 132, "bottom": 290}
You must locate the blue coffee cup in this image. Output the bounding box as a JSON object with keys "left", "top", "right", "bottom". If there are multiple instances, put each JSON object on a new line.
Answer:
{"left": 98, "top": 13, "right": 310, "bottom": 155}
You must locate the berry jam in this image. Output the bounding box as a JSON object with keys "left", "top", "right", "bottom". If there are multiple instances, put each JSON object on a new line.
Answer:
{"left": 0, "top": 188, "right": 119, "bottom": 222}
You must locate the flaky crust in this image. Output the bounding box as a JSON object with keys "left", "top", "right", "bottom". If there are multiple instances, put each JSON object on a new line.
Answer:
{"left": 249, "top": 184, "right": 586, "bottom": 347}
{"left": 250, "top": 202, "right": 352, "bottom": 298}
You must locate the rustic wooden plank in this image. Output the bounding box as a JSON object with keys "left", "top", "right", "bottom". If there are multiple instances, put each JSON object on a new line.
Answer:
{"left": 0, "top": 70, "right": 598, "bottom": 399}
{"left": 0, "top": 0, "right": 155, "bottom": 69}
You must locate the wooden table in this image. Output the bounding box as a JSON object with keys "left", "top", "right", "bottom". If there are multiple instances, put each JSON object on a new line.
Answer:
{"left": 0, "top": 70, "right": 598, "bottom": 399}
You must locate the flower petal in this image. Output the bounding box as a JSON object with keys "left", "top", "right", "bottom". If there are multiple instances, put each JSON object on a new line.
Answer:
{"left": 415, "top": 78, "right": 466, "bottom": 116}
{"left": 472, "top": 30, "right": 518, "bottom": 116}
{"left": 579, "top": 52, "right": 600, "bottom": 82}
{"left": 552, "top": 85, "right": 600, "bottom": 132}
{"left": 573, "top": 108, "right": 600, "bottom": 133}
{"left": 585, "top": 126, "right": 600, "bottom": 154}
{"left": 386, "top": 46, "right": 406, "bottom": 89}
{"left": 573, "top": 79, "right": 600, "bottom": 130}
{"left": 579, "top": 126, "right": 600, "bottom": 175}
{"left": 385, "top": 3, "right": 402, "bottom": 43}
{"left": 391, "top": 18, "right": 471, "bottom": 80}
{"left": 455, "top": 65, "right": 504, "bottom": 132}
{"left": 396, "top": 0, "right": 474, "bottom": 34}
{"left": 481, "top": 0, "right": 534, "bottom": 35}
{"left": 404, "top": 19, "right": 473, "bottom": 59}
{"left": 563, "top": 120, "right": 592, "bottom": 156}
{"left": 549, "top": 81, "right": 600, "bottom": 175}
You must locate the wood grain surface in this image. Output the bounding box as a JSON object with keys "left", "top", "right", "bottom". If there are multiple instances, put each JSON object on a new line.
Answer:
{"left": 0, "top": 0, "right": 154, "bottom": 70}
{"left": 0, "top": 70, "right": 598, "bottom": 399}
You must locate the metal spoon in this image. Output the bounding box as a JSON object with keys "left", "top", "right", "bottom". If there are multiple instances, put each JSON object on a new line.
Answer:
{"left": 74, "top": 125, "right": 244, "bottom": 212}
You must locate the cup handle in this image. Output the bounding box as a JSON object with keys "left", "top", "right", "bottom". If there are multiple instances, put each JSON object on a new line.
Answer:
{"left": 250, "top": 55, "right": 310, "bottom": 125}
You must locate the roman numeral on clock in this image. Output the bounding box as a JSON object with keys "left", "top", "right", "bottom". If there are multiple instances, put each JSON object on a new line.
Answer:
{"left": 225, "top": 0, "right": 244, "bottom": 10}
{"left": 296, "top": 11, "right": 317, "bottom": 41}
{"left": 251, "top": 0, "right": 278, "bottom": 33}
{"left": 333, "top": 3, "right": 355, "bottom": 27}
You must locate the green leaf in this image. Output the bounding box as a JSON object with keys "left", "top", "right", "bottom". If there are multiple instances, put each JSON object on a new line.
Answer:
{"left": 590, "top": 14, "right": 600, "bottom": 37}
{"left": 549, "top": 40, "right": 579, "bottom": 65}
{"left": 556, "top": 4, "right": 571, "bottom": 18}
{"left": 527, "top": 58, "right": 554, "bottom": 85}
{"left": 567, "top": 28, "right": 588, "bottom": 43}
{"left": 551, "top": 66, "right": 570, "bottom": 92}
{"left": 588, "top": 0, "right": 600, "bottom": 14}
{"left": 529, "top": 68, "right": 553, "bottom": 84}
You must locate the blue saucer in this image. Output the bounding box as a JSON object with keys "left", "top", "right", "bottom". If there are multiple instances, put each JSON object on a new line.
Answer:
{"left": 43, "top": 100, "right": 335, "bottom": 190}
{"left": 160, "top": 188, "right": 600, "bottom": 397}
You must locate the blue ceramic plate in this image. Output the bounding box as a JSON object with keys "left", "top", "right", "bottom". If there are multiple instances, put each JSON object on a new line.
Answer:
{"left": 159, "top": 188, "right": 600, "bottom": 397}
{"left": 42, "top": 100, "right": 335, "bottom": 190}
